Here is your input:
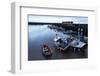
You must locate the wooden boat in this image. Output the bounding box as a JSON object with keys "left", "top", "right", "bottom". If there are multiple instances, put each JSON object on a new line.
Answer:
{"left": 42, "top": 44, "right": 52, "bottom": 56}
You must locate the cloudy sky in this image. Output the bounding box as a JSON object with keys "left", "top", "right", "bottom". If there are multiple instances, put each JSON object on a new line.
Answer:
{"left": 28, "top": 15, "right": 88, "bottom": 24}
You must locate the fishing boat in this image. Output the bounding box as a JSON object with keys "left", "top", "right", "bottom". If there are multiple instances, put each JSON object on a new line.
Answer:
{"left": 54, "top": 34, "right": 74, "bottom": 51}
{"left": 42, "top": 44, "right": 52, "bottom": 56}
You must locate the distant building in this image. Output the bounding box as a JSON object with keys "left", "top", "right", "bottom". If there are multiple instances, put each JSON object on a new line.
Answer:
{"left": 62, "top": 21, "right": 73, "bottom": 26}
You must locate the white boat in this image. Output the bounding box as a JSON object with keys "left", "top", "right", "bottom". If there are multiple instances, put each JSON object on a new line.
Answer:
{"left": 54, "top": 36, "right": 70, "bottom": 51}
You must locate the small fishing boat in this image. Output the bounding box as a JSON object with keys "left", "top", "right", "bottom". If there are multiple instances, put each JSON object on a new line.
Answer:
{"left": 42, "top": 44, "right": 52, "bottom": 56}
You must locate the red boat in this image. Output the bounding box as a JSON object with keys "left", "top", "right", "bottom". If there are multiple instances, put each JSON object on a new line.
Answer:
{"left": 42, "top": 44, "right": 52, "bottom": 56}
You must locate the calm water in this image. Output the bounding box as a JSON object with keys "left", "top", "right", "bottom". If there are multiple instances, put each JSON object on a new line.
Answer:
{"left": 28, "top": 25, "right": 87, "bottom": 60}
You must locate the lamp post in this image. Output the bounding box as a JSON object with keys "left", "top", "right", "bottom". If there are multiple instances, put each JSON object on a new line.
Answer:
{"left": 78, "top": 24, "right": 80, "bottom": 41}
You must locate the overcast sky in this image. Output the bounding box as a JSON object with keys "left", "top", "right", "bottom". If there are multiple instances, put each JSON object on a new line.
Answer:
{"left": 28, "top": 15, "right": 88, "bottom": 24}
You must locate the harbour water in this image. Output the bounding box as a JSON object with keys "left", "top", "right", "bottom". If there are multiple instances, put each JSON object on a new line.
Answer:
{"left": 28, "top": 24, "right": 87, "bottom": 60}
